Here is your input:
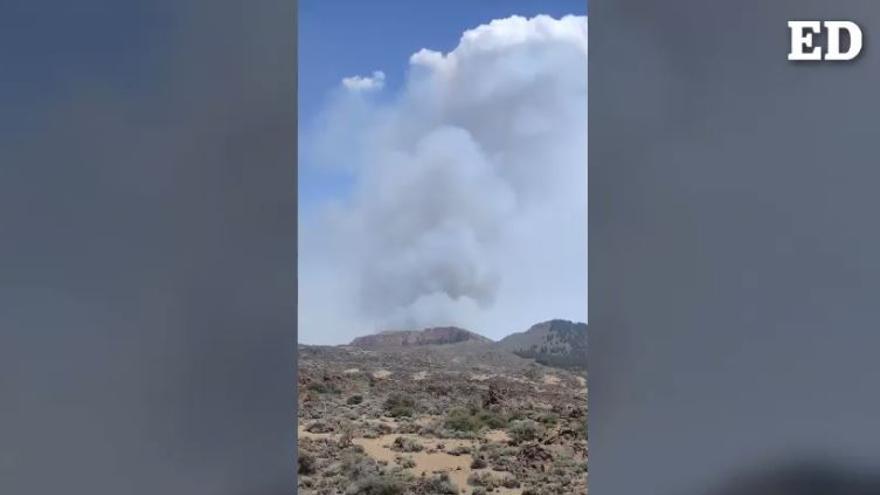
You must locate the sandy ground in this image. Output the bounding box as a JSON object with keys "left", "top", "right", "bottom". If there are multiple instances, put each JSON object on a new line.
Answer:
{"left": 298, "top": 425, "right": 522, "bottom": 494}
{"left": 356, "top": 434, "right": 521, "bottom": 495}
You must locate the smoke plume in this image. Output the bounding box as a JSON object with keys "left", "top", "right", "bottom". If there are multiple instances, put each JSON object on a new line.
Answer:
{"left": 299, "top": 15, "right": 587, "bottom": 343}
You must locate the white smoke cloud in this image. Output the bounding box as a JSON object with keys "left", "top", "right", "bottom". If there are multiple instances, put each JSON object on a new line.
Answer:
{"left": 299, "top": 15, "right": 587, "bottom": 344}
{"left": 341, "top": 70, "right": 386, "bottom": 92}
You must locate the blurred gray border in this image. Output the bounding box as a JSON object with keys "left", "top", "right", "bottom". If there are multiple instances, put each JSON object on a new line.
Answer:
{"left": 591, "top": 1, "right": 880, "bottom": 494}
{"left": 0, "top": 1, "right": 298, "bottom": 493}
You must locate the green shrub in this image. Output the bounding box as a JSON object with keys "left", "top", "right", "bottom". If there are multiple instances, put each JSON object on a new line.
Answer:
{"left": 446, "top": 407, "right": 508, "bottom": 432}
{"left": 538, "top": 413, "right": 558, "bottom": 426}
{"left": 391, "top": 436, "right": 423, "bottom": 453}
{"left": 340, "top": 453, "right": 378, "bottom": 480}
{"left": 346, "top": 475, "right": 405, "bottom": 495}
{"left": 467, "top": 471, "right": 500, "bottom": 488}
{"left": 307, "top": 381, "right": 340, "bottom": 394}
{"left": 446, "top": 445, "right": 471, "bottom": 456}
{"left": 384, "top": 393, "right": 416, "bottom": 418}
{"left": 297, "top": 452, "right": 315, "bottom": 475}
{"left": 476, "top": 410, "right": 508, "bottom": 429}
{"left": 388, "top": 405, "right": 413, "bottom": 418}
{"left": 508, "top": 420, "right": 544, "bottom": 443}
{"left": 415, "top": 473, "right": 458, "bottom": 494}
{"left": 305, "top": 420, "right": 333, "bottom": 434}
{"left": 575, "top": 420, "right": 588, "bottom": 440}
{"left": 396, "top": 420, "right": 421, "bottom": 434}
{"left": 501, "top": 477, "right": 521, "bottom": 488}
{"left": 445, "top": 408, "right": 482, "bottom": 432}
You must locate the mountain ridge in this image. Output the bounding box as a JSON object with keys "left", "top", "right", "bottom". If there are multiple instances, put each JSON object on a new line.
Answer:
{"left": 327, "top": 320, "right": 586, "bottom": 372}
{"left": 349, "top": 326, "right": 492, "bottom": 348}
{"left": 496, "top": 319, "right": 588, "bottom": 371}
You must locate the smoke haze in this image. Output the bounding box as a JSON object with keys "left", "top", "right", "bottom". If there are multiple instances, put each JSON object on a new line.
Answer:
{"left": 299, "top": 15, "right": 588, "bottom": 343}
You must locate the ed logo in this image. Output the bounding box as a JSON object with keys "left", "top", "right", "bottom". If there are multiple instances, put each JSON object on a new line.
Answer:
{"left": 788, "top": 21, "right": 863, "bottom": 61}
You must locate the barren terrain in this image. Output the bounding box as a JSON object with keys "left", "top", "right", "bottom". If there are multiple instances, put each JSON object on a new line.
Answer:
{"left": 297, "top": 325, "right": 588, "bottom": 494}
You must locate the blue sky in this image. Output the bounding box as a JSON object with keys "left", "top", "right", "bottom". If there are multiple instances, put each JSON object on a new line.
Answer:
{"left": 298, "top": 0, "right": 587, "bottom": 209}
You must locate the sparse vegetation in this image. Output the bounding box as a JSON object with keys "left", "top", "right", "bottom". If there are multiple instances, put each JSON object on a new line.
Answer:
{"left": 445, "top": 407, "right": 482, "bottom": 432}
{"left": 508, "top": 419, "right": 544, "bottom": 443}
{"left": 501, "top": 476, "right": 521, "bottom": 488}
{"left": 346, "top": 475, "right": 405, "bottom": 495}
{"left": 444, "top": 407, "right": 507, "bottom": 432}
{"left": 538, "top": 413, "right": 559, "bottom": 426}
{"left": 467, "top": 471, "right": 501, "bottom": 489}
{"left": 306, "top": 381, "right": 340, "bottom": 394}
{"left": 390, "top": 436, "right": 423, "bottom": 453}
{"left": 305, "top": 420, "right": 333, "bottom": 434}
{"left": 298, "top": 453, "right": 315, "bottom": 475}
{"left": 446, "top": 444, "right": 471, "bottom": 456}
{"left": 413, "top": 473, "right": 458, "bottom": 494}
{"left": 297, "top": 329, "right": 587, "bottom": 495}
{"left": 338, "top": 423, "right": 355, "bottom": 448}
{"left": 383, "top": 393, "right": 416, "bottom": 418}
{"left": 499, "top": 319, "right": 588, "bottom": 372}
{"left": 476, "top": 409, "right": 508, "bottom": 429}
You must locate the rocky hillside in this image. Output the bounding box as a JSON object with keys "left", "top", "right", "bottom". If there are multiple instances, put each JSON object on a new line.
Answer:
{"left": 298, "top": 326, "right": 588, "bottom": 495}
{"left": 350, "top": 326, "right": 492, "bottom": 348}
{"left": 496, "top": 319, "right": 587, "bottom": 371}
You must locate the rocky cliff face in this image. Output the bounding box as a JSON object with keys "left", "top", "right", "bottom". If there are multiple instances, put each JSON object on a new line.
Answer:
{"left": 349, "top": 326, "right": 492, "bottom": 348}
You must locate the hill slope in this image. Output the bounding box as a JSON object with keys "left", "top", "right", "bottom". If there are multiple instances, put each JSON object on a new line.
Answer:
{"left": 496, "top": 319, "right": 587, "bottom": 371}
{"left": 298, "top": 323, "right": 588, "bottom": 495}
